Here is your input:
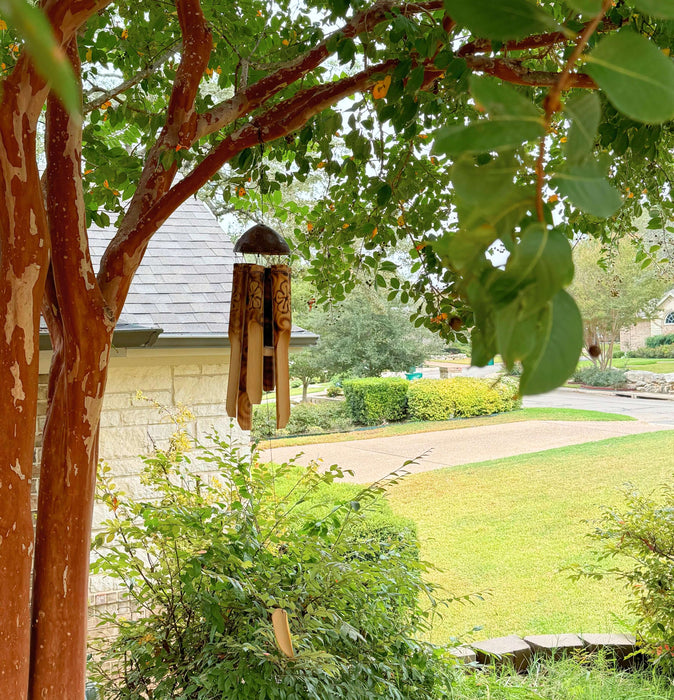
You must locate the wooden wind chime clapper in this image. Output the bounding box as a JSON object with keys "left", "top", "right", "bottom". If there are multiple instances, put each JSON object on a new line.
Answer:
{"left": 226, "top": 223, "right": 292, "bottom": 432}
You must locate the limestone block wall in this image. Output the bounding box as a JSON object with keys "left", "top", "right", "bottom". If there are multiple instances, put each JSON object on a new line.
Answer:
{"left": 33, "top": 346, "right": 248, "bottom": 634}
{"left": 620, "top": 320, "right": 652, "bottom": 351}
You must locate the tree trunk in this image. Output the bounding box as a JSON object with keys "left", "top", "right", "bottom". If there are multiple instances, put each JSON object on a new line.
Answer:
{"left": 29, "top": 331, "right": 111, "bottom": 698}
{"left": 303, "top": 380, "right": 309, "bottom": 402}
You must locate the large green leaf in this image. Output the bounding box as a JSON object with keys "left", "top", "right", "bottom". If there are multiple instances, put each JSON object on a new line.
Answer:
{"left": 566, "top": 0, "right": 603, "bottom": 14}
{"left": 491, "top": 224, "right": 574, "bottom": 309}
{"left": 633, "top": 0, "right": 674, "bottom": 19}
{"left": 451, "top": 154, "right": 517, "bottom": 206}
{"left": 443, "top": 0, "right": 560, "bottom": 40}
{"left": 564, "top": 92, "right": 600, "bottom": 163}
{"left": 436, "top": 226, "right": 496, "bottom": 271}
{"left": 494, "top": 303, "right": 539, "bottom": 370}
{"left": 470, "top": 76, "right": 541, "bottom": 118}
{"left": 585, "top": 31, "right": 674, "bottom": 124}
{"left": 0, "top": 0, "right": 80, "bottom": 119}
{"left": 434, "top": 117, "right": 545, "bottom": 155}
{"left": 519, "top": 290, "right": 584, "bottom": 395}
{"left": 551, "top": 160, "right": 622, "bottom": 218}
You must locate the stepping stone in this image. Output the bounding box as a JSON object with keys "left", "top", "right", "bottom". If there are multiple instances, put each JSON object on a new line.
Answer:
{"left": 523, "top": 633, "right": 584, "bottom": 660}
{"left": 471, "top": 635, "right": 532, "bottom": 671}
{"left": 448, "top": 646, "right": 477, "bottom": 664}
{"left": 579, "top": 633, "right": 640, "bottom": 667}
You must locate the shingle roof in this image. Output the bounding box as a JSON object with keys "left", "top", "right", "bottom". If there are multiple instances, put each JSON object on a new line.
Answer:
{"left": 89, "top": 197, "right": 234, "bottom": 335}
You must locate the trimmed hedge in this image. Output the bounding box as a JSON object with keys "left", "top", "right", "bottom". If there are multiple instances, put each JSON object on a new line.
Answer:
{"left": 627, "top": 345, "right": 674, "bottom": 359}
{"left": 645, "top": 333, "right": 674, "bottom": 348}
{"left": 573, "top": 366, "right": 627, "bottom": 388}
{"left": 343, "top": 377, "right": 409, "bottom": 425}
{"left": 407, "top": 377, "right": 520, "bottom": 421}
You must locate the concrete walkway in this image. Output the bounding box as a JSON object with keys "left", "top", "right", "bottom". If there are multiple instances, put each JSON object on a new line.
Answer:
{"left": 261, "top": 418, "right": 666, "bottom": 484}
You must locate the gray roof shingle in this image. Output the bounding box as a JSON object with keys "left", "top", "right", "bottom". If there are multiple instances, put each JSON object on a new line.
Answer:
{"left": 88, "top": 197, "right": 235, "bottom": 335}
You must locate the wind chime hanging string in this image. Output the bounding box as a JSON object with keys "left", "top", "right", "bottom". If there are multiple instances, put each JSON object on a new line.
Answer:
{"left": 226, "top": 224, "right": 292, "bottom": 431}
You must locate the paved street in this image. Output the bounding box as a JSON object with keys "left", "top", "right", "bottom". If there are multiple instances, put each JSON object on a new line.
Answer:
{"left": 523, "top": 387, "right": 674, "bottom": 427}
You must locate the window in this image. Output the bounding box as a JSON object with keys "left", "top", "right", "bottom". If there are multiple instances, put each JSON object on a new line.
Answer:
{"left": 666, "top": 312, "right": 674, "bottom": 325}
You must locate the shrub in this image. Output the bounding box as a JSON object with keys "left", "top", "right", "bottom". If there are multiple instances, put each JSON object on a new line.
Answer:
{"left": 407, "top": 377, "right": 521, "bottom": 421}
{"left": 645, "top": 333, "right": 674, "bottom": 348}
{"left": 573, "top": 367, "right": 627, "bottom": 388}
{"left": 573, "top": 482, "right": 674, "bottom": 674}
{"left": 342, "top": 377, "right": 409, "bottom": 425}
{"left": 89, "top": 441, "right": 453, "bottom": 699}
{"left": 326, "top": 383, "right": 343, "bottom": 397}
{"left": 627, "top": 345, "right": 674, "bottom": 359}
{"left": 252, "top": 401, "right": 353, "bottom": 439}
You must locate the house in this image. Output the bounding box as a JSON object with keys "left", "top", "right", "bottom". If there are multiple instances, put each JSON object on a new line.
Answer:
{"left": 620, "top": 288, "right": 674, "bottom": 351}
{"left": 32, "top": 197, "right": 317, "bottom": 627}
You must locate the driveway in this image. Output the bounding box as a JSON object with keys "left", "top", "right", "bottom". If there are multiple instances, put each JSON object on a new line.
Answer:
{"left": 261, "top": 417, "right": 666, "bottom": 484}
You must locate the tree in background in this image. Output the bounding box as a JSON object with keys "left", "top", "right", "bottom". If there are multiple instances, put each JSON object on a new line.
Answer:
{"left": 1, "top": 0, "right": 674, "bottom": 694}
{"left": 570, "top": 239, "right": 668, "bottom": 369}
{"left": 292, "top": 287, "right": 442, "bottom": 393}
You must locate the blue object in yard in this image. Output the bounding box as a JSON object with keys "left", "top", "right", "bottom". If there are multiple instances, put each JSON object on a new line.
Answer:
{"left": 487, "top": 359, "right": 494, "bottom": 366}
{"left": 406, "top": 371, "right": 423, "bottom": 380}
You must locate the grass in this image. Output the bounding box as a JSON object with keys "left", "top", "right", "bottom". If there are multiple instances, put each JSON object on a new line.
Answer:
{"left": 386, "top": 430, "right": 674, "bottom": 643}
{"left": 259, "top": 407, "right": 634, "bottom": 448}
{"left": 578, "top": 358, "right": 674, "bottom": 374}
{"left": 449, "top": 656, "right": 674, "bottom": 699}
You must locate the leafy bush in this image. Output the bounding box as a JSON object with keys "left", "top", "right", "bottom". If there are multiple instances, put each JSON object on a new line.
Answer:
{"left": 326, "top": 383, "right": 343, "bottom": 397}
{"left": 343, "top": 377, "right": 409, "bottom": 425}
{"left": 252, "top": 401, "right": 353, "bottom": 439}
{"left": 645, "top": 333, "right": 674, "bottom": 348}
{"left": 573, "top": 482, "right": 674, "bottom": 674}
{"left": 627, "top": 345, "right": 674, "bottom": 359}
{"left": 89, "top": 441, "right": 454, "bottom": 698}
{"left": 407, "top": 377, "right": 520, "bottom": 421}
{"left": 573, "top": 367, "right": 627, "bottom": 388}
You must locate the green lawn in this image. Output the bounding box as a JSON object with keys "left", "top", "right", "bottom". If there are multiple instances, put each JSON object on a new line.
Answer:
{"left": 578, "top": 357, "right": 674, "bottom": 374}
{"left": 386, "top": 430, "right": 674, "bottom": 644}
{"left": 262, "top": 407, "right": 634, "bottom": 448}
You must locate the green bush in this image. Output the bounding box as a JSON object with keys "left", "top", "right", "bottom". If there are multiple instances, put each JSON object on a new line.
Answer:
{"left": 627, "top": 345, "right": 674, "bottom": 359}
{"left": 407, "top": 377, "right": 520, "bottom": 421}
{"left": 645, "top": 333, "right": 674, "bottom": 348}
{"left": 252, "top": 401, "right": 353, "bottom": 439}
{"left": 90, "top": 441, "right": 453, "bottom": 699}
{"left": 573, "top": 482, "right": 674, "bottom": 675}
{"left": 326, "top": 383, "right": 343, "bottom": 397}
{"left": 573, "top": 366, "right": 627, "bottom": 388}
{"left": 343, "top": 377, "right": 409, "bottom": 425}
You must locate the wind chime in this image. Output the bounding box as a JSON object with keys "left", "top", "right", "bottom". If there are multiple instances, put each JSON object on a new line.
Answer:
{"left": 226, "top": 223, "right": 292, "bottom": 431}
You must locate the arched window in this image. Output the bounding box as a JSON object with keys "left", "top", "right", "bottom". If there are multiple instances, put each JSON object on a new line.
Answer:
{"left": 666, "top": 311, "right": 674, "bottom": 325}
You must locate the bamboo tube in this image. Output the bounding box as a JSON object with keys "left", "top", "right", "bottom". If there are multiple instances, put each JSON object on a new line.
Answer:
{"left": 246, "top": 264, "right": 265, "bottom": 405}
{"left": 271, "top": 264, "right": 292, "bottom": 429}
{"left": 226, "top": 263, "right": 248, "bottom": 419}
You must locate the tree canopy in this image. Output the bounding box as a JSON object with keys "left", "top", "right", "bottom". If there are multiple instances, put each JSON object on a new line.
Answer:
{"left": 1, "top": 0, "right": 674, "bottom": 695}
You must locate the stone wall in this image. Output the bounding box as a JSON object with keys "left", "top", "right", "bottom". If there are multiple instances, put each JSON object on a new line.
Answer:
{"left": 620, "top": 320, "right": 652, "bottom": 351}
{"left": 624, "top": 370, "right": 674, "bottom": 393}
{"left": 33, "top": 346, "right": 248, "bottom": 637}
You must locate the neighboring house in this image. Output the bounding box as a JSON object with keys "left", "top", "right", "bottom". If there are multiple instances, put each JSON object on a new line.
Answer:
{"left": 32, "top": 197, "right": 316, "bottom": 628}
{"left": 620, "top": 288, "right": 674, "bottom": 351}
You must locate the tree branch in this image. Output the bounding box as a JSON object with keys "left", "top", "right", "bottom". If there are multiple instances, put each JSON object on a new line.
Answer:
{"left": 465, "top": 56, "right": 596, "bottom": 89}
{"left": 83, "top": 42, "right": 181, "bottom": 113}
{"left": 195, "top": 0, "right": 444, "bottom": 139}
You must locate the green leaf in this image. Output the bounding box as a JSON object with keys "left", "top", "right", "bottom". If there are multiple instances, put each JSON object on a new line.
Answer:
{"left": 566, "top": 0, "right": 603, "bottom": 14}
{"left": 564, "top": 92, "right": 600, "bottom": 163}
{"left": 494, "top": 303, "right": 539, "bottom": 369}
{"left": 443, "top": 0, "right": 561, "bottom": 40}
{"left": 519, "top": 290, "right": 583, "bottom": 395}
{"left": 376, "top": 182, "right": 392, "bottom": 206}
{"left": 434, "top": 226, "right": 495, "bottom": 272}
{"left": 0, "top": 0, "right": 81, "bottom": 120}
{"left": 632, "top": 0, "right": 674, "bottom": 19}
{"left": 433, "top": 117, "right": 544, "bottom": 155}
{"left": 551, "top": 160, "right": 622, "bottom": 218}
{"left": 492, "top": 224, "right": 574, "bottom": 308}
{"left": 452, "top": 154, "right": 518, "bottom": 206}
{"left": 470, "top": 76, "right": 541, "bottom": 118}
{"left": 585, "top": 31, "right": 674, "bottom": 124}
